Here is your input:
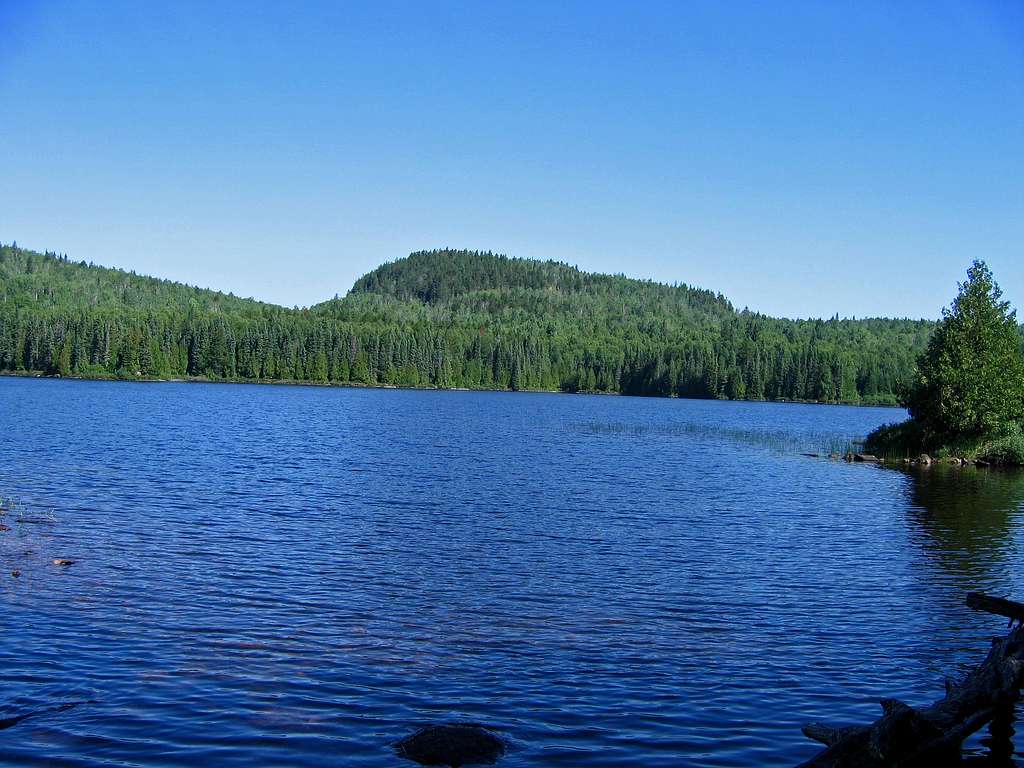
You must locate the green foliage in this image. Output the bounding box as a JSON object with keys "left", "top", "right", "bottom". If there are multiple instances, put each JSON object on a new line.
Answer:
{"left": 1, "top": 244, "right": 936, "bottom": 403}
{"left": 902, "top": 261, "right": 1024, "bottom": 441}
{"left": 978, "top": 430, "right": 1024, "bottom": 466}
{"left": 864, "top": 420, "right": 1024, "bottom": 466}
{"left": 863, "top": 420, "right": 926, "bottom": 458}
{"left": 974, "top": 423, "right": 1024, "bottom": 466}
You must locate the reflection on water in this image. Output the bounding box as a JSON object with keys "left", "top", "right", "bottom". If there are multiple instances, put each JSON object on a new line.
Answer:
{"left": 899, "top": 465, "right": 1024, "bottom": 594}
{"left": 891, "top": 464, "right": 1024, "bottom": 767}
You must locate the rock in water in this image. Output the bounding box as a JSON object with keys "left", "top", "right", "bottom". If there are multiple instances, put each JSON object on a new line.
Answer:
{"left": 395, "top": 723, "right": 506, "bottom": 766}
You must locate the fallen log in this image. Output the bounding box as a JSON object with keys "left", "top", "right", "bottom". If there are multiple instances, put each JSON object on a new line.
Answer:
{"left": 966, "top": 593, "right": 1024, "bottom": 625}
{"left": 797, "top": 594, "right": 1024, "bottom": 767}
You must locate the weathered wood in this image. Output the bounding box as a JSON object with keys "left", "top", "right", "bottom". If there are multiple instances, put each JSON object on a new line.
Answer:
{"left": 967, "top": 592, "right": 1024, "bottom": 623}
{"left": 797, "top": 611, "right": 1024, "bottom": 767}
{"left": 802, "top": 723, "right": 866, "bottom": 746}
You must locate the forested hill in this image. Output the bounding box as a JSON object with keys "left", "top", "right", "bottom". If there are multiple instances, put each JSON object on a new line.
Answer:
{"left": 349, "top": 249, "right": 733, "bottom": 316}
{"left": 0, "top": 242, "right": 279, "bottom": 318}
{"left": 1, "top": 243, "right": 934, "bottom": 404}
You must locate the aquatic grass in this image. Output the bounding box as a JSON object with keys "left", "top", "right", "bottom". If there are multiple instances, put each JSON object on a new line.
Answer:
{"left": 0, "top": 495, "right": 57, "bottom": 524}
{"left": 569, "top": 420, "right": 861, "bottom": 457}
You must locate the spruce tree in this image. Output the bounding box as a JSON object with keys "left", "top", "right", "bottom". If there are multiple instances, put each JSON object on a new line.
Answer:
{"left": 903, "top": 260, "right": 1024, "bottom": 439}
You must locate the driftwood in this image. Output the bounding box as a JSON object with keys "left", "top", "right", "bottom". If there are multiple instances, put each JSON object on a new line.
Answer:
{"left": 966, "top": 593, "right": 1024, "bottom": 625}
{"left": 797, "top": 594, "right": 1024, "bottom": 767}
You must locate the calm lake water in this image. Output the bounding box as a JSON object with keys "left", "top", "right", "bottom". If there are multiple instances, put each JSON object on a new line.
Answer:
{"left": 1, "top": 378, "right": 1022, "bottom": 767}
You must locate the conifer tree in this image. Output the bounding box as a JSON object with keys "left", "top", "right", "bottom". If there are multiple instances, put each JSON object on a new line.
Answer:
{"left": 903, "top": 261, "right": 1024, "bottom": 439}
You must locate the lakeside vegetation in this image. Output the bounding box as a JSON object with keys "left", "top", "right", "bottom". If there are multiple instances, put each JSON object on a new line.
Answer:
{"left": 1, "top": 243, "right": 934, "bottom": 402}
{"left": 866, "top": 261, "right": 1024, "bottom": 465}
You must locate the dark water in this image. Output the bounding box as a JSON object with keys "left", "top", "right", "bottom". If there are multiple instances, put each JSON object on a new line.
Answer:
{"left": 1, "top": 378, "right": 1022, "bottom": 767}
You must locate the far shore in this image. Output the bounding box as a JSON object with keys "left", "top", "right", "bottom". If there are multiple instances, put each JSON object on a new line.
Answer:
{"left": 0, "top": 370, "right": 904, "bottom": 408}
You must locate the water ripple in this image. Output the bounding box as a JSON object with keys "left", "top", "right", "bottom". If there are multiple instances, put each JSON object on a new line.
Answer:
{"left": 0, "top": 379, "right": 1021, "bottom": 766}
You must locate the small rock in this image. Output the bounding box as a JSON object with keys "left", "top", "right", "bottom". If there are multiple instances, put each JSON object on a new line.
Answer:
{"left": 395, "top": 723, "right": 506, "bottom": 767}
{"left": 11, "top": 570, "right": 20, "bottom": 578}
{"left": 0, "top": 523, "right": 9, "bottom": 532}
{"left": 52, "top": 559, "right": 75, "bottom": 567}
{"left": 918, "top": 454, "right": 932, "bottom": 466}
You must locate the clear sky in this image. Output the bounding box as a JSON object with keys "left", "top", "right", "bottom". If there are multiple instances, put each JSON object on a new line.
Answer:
{"left": 1, "top": 1, "right": 1021, "bottom": 318}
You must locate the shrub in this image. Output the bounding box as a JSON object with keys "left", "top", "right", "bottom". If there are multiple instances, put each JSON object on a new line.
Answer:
{"left": 864, "top": 420, "right": 925, "bottom": 458}
{"left": 978, "top": 425, "right": 1024, "bottom": 465}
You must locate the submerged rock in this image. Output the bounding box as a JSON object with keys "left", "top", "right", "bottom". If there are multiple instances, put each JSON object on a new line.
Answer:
{"left": 11, "top": 571, "right": 19, "bottom": 578}
{"left": 52, "top": 559, "right": 75, "bottom": 567}
{"left": 395, "top": 723, "right": 506, "bottom": 766}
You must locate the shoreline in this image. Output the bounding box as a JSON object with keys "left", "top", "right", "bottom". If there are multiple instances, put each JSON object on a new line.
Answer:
{"left": 0, "top": 370, "right": 904, "bottom": 408}
{"left": 865, "top": 419, "right": 1024, "bottom": 467}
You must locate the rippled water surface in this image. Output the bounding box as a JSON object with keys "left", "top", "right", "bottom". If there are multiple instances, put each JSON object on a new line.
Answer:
{"left": 1, "top": 378, "right": 1023, "bottom": 767}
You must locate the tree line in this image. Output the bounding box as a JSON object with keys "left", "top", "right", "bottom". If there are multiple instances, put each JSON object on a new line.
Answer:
{"left": 0, "top": 244, "right": 935, "bottom": 404}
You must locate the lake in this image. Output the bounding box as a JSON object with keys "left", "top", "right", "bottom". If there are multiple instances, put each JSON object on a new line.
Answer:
{"left": 1, "top": 378, "right": 1022, "bottom": 767}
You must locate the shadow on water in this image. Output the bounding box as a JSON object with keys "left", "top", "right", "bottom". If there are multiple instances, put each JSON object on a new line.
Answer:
{"left": 895, "top": 465, "right": 1024, "bottom": 592}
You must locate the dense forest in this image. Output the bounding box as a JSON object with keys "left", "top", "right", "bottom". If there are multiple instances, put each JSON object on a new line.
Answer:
{"left": 0, "top": 243, "right": 937, "bottom": 404}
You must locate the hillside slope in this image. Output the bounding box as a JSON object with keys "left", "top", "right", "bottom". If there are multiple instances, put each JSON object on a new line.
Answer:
{"left": 1, "top": 243, "right": 932, "bottom": 403}
{"left": 0, "top": 242, "right": 278, "bottom": 318}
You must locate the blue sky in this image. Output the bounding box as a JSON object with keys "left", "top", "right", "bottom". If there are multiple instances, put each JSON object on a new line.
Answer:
{"left": 1, "top": 1, "right": 1021, "bottom": 318}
